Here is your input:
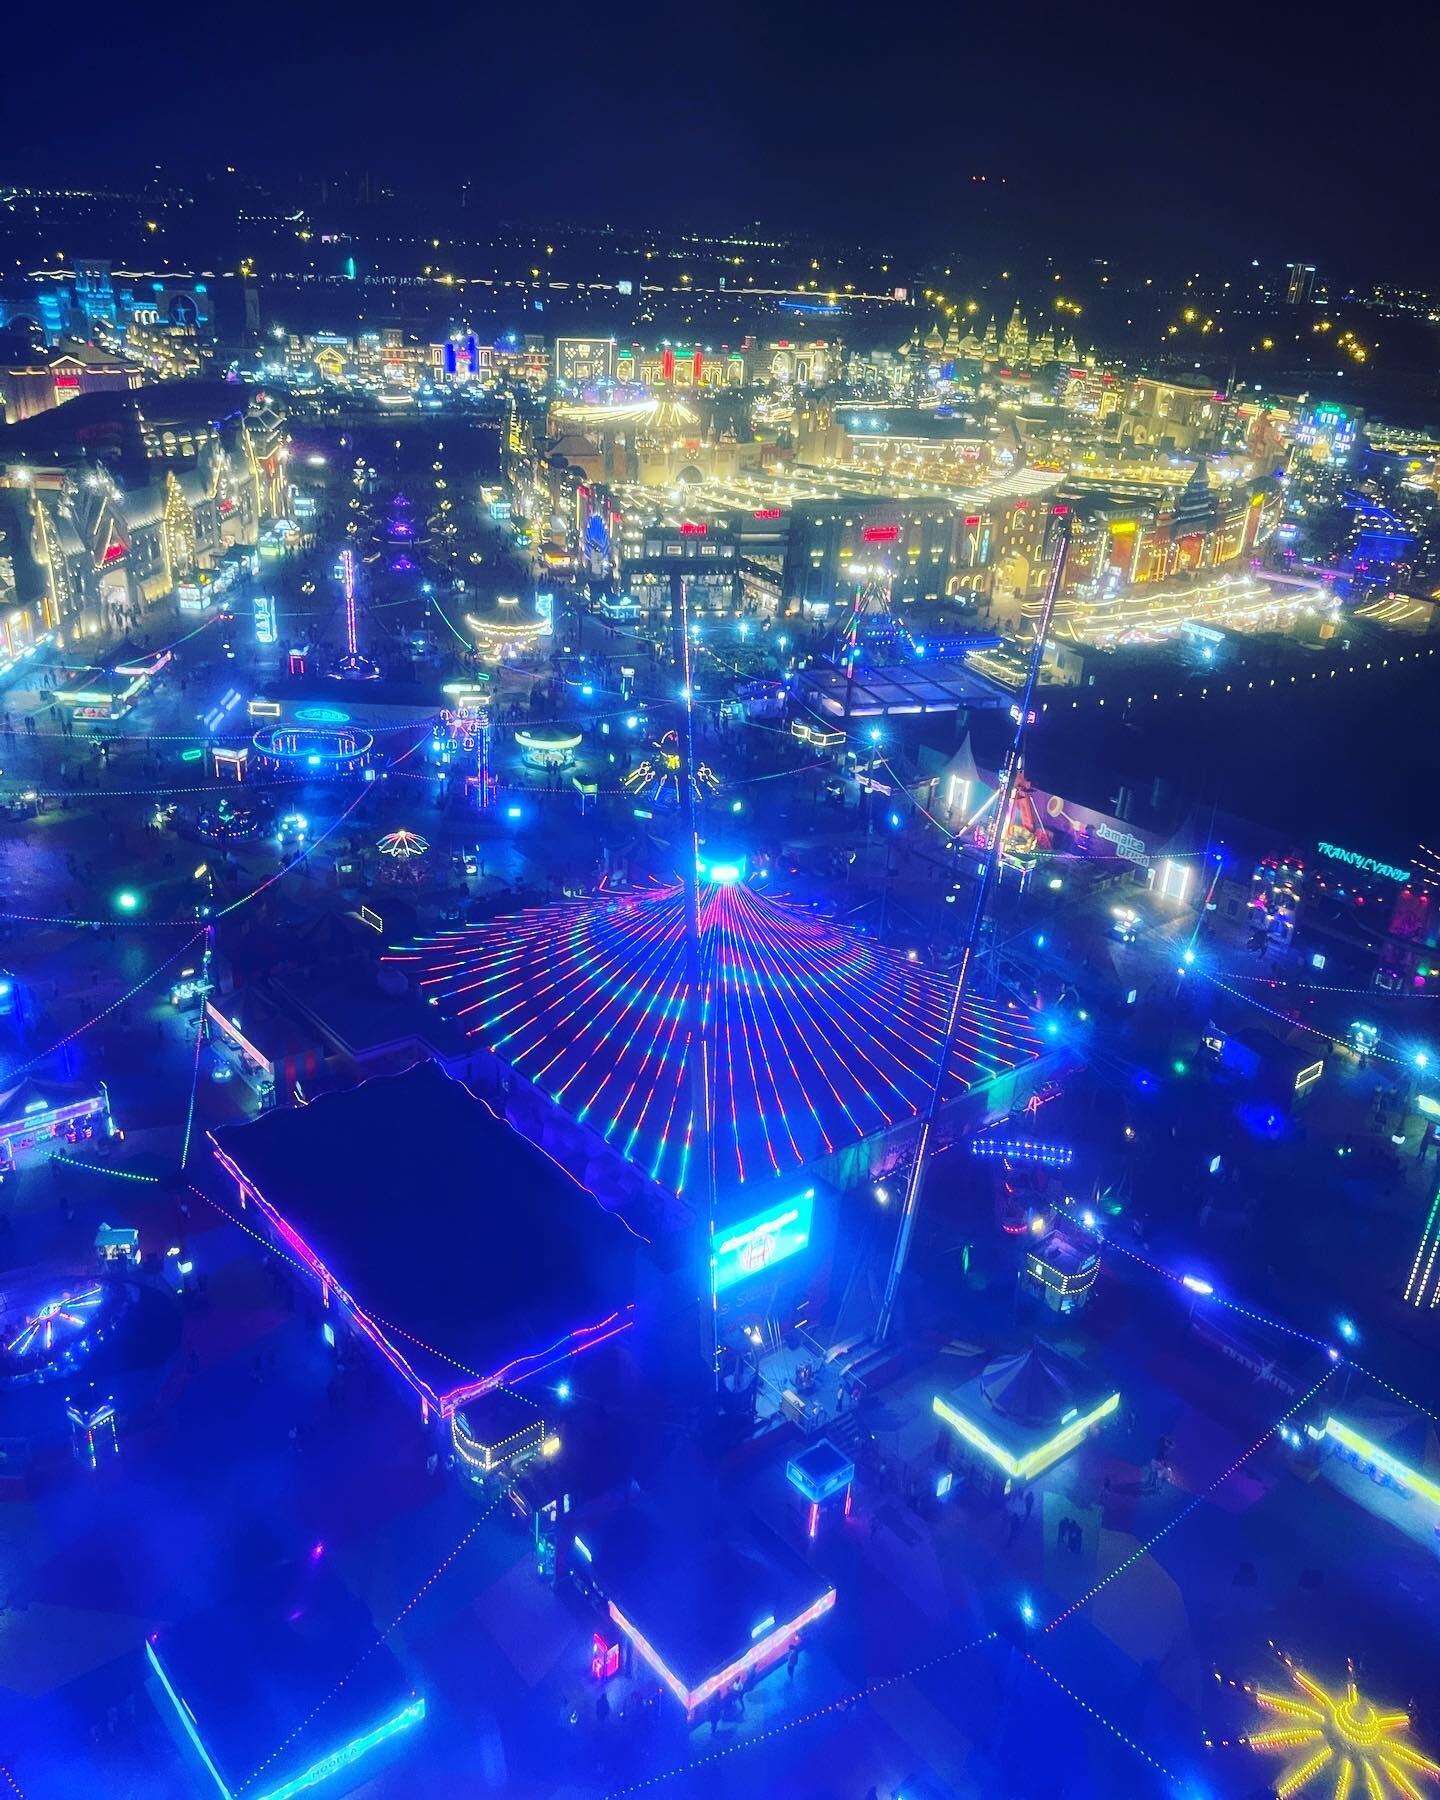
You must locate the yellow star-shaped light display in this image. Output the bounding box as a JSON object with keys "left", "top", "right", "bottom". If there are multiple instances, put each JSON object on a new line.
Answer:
{"left": 1245, "top": 1655, "right": 1439, "bottom": 1799}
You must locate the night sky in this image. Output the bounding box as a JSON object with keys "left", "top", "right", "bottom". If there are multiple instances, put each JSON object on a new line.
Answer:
{"left": 8, "top": 3, "right": 1439, "bottom": 278}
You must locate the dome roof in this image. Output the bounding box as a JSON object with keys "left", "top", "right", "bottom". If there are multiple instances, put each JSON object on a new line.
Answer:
{"left": 978, "top": 1339, "right": 1080, "bottom": 1426}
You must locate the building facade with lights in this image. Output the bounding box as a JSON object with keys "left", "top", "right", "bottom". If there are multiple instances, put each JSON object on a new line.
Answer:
{"left": 0, "top": 341, "right": 145, "bottom": 426}
{"left": 0, "top": 384, "right": 289, "bottom": 641}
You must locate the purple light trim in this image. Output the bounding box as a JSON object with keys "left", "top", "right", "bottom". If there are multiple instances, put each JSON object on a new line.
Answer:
{"left": 208, "top": 1143, "right": 633, "bottom": 1416}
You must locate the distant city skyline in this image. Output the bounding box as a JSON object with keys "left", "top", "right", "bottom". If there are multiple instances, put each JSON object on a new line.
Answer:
{"left": 4, "top": 2, "right": 1439, "bottom": 280}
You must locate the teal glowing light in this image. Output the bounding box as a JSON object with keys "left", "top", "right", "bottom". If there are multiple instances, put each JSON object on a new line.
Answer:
{"left": 181, "top": 746, "right": 205, "bottom": 763}
{"left": 295, "top": 705, "right": 352, "bottom": 725}
{"left": 711, "top": 1189, "right": 815, "bottom": 1293}
{"left": 144, "top": 1641, "right": 230, "bottom": 1798}
{"left": 115, "top": 890, "right": 140, "bottom": 913}
{"left": 145, "top": 1638, "right": 426, "bottom": 1800}
{"left": 696, "top": 850, "right": 746, "bottom": 885}
{"left": 256, "top": 1699, "right": 425, "bottom": 1800}
{"left": 1317, "top": 841, "right": 1410, "bottom": 883}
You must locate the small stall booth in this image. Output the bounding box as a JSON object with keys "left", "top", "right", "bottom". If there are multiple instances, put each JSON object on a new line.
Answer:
{"left": 1022, "top": 1228, "right": 1100, "bottom": 1315}
{"left": 933, "top": 1340, "right": 1119, "bottom": 1499}
{"left": 786, "top": 1438, "right": 855, "bottom": 1540}
{"left": 0, "top": 1076, "right": 114, "bottom": 1173}
{"left": 451, "top": 1387, "right": 550, "bottom": 1481}
{"left": 94, "top": 1223, "right": 140, "bottom": 1268}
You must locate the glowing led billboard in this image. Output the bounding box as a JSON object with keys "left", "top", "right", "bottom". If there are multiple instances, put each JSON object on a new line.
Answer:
{"left": 710, "top": 1189, "right": 814, "bottom": 1292}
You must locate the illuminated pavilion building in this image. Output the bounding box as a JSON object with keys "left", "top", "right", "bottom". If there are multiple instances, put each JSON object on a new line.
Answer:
{"left": 563, "top": 1481, "right": 835, "bottom": 1722}
{"left": 932, "top": 1339, "right": 1119, "bottom": 1497}
{"left": 388, "top": 872, "right": 1049, "bottom": 1232}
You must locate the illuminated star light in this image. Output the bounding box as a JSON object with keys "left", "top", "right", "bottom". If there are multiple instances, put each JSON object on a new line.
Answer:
{"left": 1243, "top": 1654, "right": 1440, "bottom": 1798}
{"left": 7, "top": 1285, "right": 104, "bottom": 1357}
{"left": 388, "top": 880, "right": 1043, "bottom": 1195}
{"left": 376, "top": 829, "right": 430, "bottom": 859}
{"left": 621, "top": 731, "right": 720, "bottom": 807}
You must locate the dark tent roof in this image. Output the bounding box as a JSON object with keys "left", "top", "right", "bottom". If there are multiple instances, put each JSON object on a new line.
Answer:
{"left": 209, "top": 1061, "right": 635, "bottom": 1402}
{"left": 576, "top": 1489, "right": 833, "bottom": 1697}
{"left": 151, "top": 1564, "right": 415, "bottom": 1795}
{"left": 979, "top": 1339, "right": 1085, "bottom": 1426}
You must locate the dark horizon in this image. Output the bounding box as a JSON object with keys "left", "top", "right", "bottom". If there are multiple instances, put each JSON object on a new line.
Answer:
{"left": 6, "top": 1, "right": 1440, "bottom": 283}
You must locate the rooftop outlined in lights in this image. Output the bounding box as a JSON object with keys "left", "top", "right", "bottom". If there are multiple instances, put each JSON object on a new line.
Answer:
{"left": 208, "top": 1061, "right": 636, "bottom": 1415}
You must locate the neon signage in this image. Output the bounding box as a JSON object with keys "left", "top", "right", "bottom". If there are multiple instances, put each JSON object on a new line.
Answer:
{"left": 1317, "top": 843, "right": 1411, "bottom": 883}
{"left": 1094, "top": 822, "right": 1151, "bottom": 868}
{"left": 711, "top": 1190, "right": 814, "bottom": 1292}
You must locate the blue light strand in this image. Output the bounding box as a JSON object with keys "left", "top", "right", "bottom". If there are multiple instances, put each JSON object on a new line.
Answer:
{"left": 1224, "top": 976, "right": 1440, "bottom": 1000}
{"left": 51, "top": 1156, "right": 160, "bottom": 1184}
{"left": 1337, "top": 1359, "right": 1440, "bottom": 1425}
{"left": 4, "top": 927, "right": 208, "bottom": 1082}
{"left": 1200, "top": 972, "right": 1406, "bottom": 1069}
{"left": 1062, "top": 1206, "right": 1332, "bottom": 1353}
{"left": 2, "top": 726, "right": 433, "bottom": 1072}
{"left": 1021, "top": 1650, "right": 1180, "bottom": 1787}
